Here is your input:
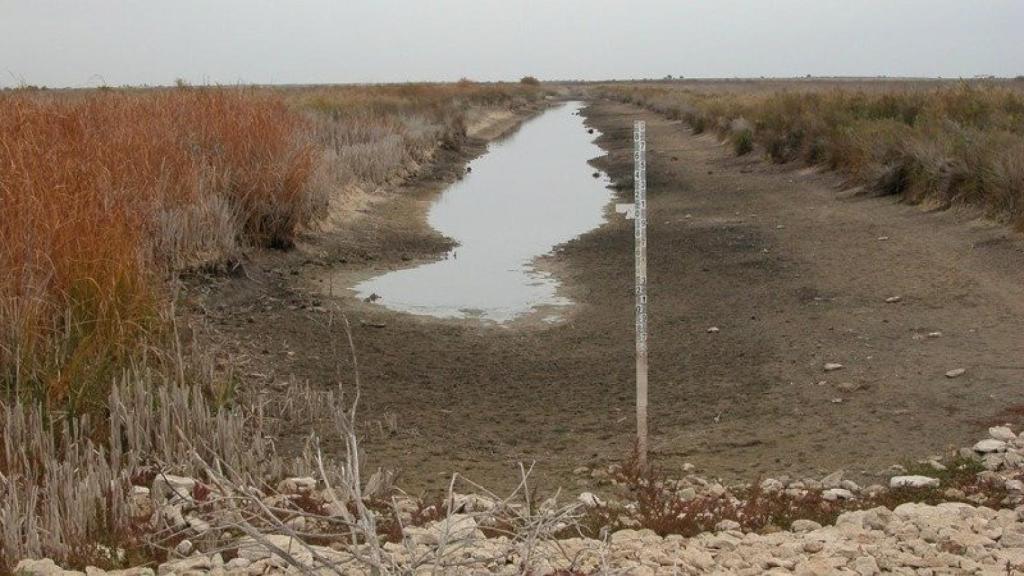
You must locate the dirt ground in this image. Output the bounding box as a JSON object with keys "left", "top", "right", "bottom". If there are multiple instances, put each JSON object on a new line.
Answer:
{"left": 195, "top": 100, "right": 1024, "bottom": 496}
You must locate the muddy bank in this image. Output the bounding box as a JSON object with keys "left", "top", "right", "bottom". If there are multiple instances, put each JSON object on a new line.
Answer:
{"left": 199, "top": 99, "right": 1024, "bottom": 497}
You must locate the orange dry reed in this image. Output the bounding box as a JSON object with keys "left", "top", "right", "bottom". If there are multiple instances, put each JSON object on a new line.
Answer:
{"left": 0, "top": 88, "right": 317, "bottom": 410}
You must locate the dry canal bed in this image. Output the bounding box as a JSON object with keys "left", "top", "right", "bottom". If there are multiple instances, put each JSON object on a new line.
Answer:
{"left": 201, "top": 100, "right": 1024, "bottom": 495}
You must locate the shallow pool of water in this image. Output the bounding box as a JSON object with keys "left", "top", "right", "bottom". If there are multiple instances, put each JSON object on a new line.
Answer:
{"left": 354, "top": 102, "right": 612, "bottom": 322}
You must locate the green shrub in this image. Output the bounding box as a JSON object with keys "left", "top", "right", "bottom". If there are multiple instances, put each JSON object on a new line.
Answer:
{"left": 732, "top": 129, "right": 754, "bottom": 155}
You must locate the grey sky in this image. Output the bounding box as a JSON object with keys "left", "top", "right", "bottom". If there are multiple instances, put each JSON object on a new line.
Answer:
{"left": 2, "top": 0, "right": 1021, "bottom": 88}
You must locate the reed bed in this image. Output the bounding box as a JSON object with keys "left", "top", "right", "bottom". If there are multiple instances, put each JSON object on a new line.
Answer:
{"left": 600, "top": 81, "right": 1024, "bottom": 228}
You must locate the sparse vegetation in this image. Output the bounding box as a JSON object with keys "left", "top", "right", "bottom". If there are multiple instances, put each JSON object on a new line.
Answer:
{"left": 601, "top": 81, "right": 1024, "bottom": 228}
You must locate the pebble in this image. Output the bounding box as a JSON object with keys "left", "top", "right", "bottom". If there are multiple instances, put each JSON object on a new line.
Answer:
{"left": 824, "top": 363, "right": 844, "bottom": 372}
{"left": 945, "top": 368, "right": 966, "bottom": 378}
{"left": 885, "top": 296, "right": 903, "bottom": 303}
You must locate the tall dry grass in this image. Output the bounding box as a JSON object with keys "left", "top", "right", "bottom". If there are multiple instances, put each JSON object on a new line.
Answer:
{"left": 0, "top": 88, "right": 319, "bottom": 412}
{"left": 601, "top": 81, "right": 1024, "bottom": 228}
{"left": 293, "top": 82, "right": 543, "bottom": 188}
{"left": 0, "top": 82, "right": 545, "bottom": 413}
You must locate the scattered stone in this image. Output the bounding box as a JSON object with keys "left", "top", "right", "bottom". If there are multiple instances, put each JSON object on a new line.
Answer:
{"left": 706, "top": 326, "right": 720, "bottom": 333}
{"left": 14, "top": 559, "right": 78, "bottom": 576}
{"left": 236, "top": 535, "right": 309, "bottom": 564}
{"left": 836, "top": 382, "right": 860, "bottom": 393}
{"left": 277, "top": 477, "right": 316, "bottom": 494}
{"left": 821, "top": 470, "right": 845, "bottom": 489}
{"left": 676, "top": 487, "right": 697, "bottom": 501}
{"left": 822, "top": 488, "right": 855, "bottom": 501}
{"left": 945, "top": 368, "right": 966, "bottom": 378}
{"left": 889, "top": 475, "right": 940, "bottom": 489}
{"left": 186, "top": 516, "right": 210, "bottom": 536}
{"left": 885, "top": 295, "right": 903, "bottom": 303}
{"left": 790, "top": 519, "right": 821, "bottom": 532}
{"left": 151, "top": 474, "right": 197, "bottom": 503}
{"left": 225, "top": 558, "right": 251, "bottom": 570}
{"left": 974, "top": 439, "right": 1007, "bottom": 453}
{"left": 823, "top": 363, "right": 844, "bottom": 372}
{"left": 840, "top": 479, "right": 861, "bottom": 492}
{"left": 851, "top": 555, "right": 880, "bottom": 576}
{"left": 990, "top": 426, "right": 1017, "bottom": 442}
{"left": 285, "top": 515, "right": 306, "bottom": 531}
{"left": 715, "top": 519, "right": 741, "bottom": 531}
{"left": 404, "top": 514, "right": 483, "bottom": 546}
{"left": 174, "top": 539, "right": 193, "bottom": 557}
{"left": 129, "top": 485, "right": 154, "bottom": 518}
{"left": 803, "top": 540, "right": 824, "bottom": 553}
{"left": 577, "top": 492, "right": 603, "bottom": 508}
{"left": 157, "top": 555, "right": 216, "bottom": 576}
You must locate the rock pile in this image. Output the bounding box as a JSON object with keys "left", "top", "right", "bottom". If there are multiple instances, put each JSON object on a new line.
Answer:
{"left": 14, "top": 426, "right": 1024, "bottom": 575}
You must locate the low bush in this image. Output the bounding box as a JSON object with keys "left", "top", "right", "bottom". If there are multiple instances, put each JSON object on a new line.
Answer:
{"left": 572, "top": 451, "right": 1014, "bottom": 540}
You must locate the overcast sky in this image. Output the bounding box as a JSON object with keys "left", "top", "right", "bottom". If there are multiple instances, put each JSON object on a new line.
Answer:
{"left": 2, "top": 0, "right": 1022, "bottom": 88}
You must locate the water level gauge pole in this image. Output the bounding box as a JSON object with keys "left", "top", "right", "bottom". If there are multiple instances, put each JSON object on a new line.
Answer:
{"left": 634, "top": 120, "right": 649, "bottom": 471}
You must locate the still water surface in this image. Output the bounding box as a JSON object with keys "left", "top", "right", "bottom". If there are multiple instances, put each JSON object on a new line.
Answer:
{"left": 354, "top": 102, "right": 612, "bottom": 322}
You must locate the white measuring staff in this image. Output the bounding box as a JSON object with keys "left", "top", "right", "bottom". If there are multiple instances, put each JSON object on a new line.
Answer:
{"left": 616, "top": 120, "right": 648, "bottom": 470}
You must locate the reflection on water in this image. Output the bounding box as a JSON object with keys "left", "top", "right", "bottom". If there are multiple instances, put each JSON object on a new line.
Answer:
{"left": 354, "top": 102, "right": 612, "bottom": 322}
